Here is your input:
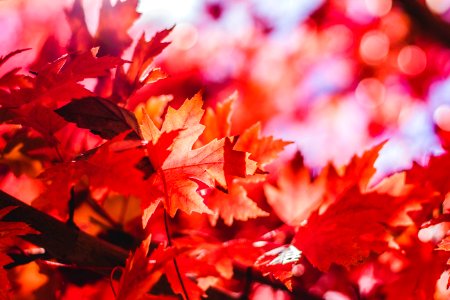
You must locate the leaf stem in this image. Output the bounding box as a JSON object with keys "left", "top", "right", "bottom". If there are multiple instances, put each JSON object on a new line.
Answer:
{"left": 53, "top": 143, "right": 64, "bottom": 162}
{"left": 110, "top": 266, "right": 122, "bottom": 298}
{"left": 163, "top": 209, "right": 189, "bottom": 300}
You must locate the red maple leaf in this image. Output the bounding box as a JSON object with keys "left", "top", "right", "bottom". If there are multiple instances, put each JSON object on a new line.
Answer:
{"left": 234, "top": 122, "right": 292, "bottom": 169}
{"left": 319, "top": 142, "right": 386, "bottom": 199}
{"left": 341, "top": 142, "right": 386, "bottom": 191}
{"left": 206, "top": 183, "right": 269, "bottom": 226}
{"left": 126, "top": 27, "right": 174, "bottom": 85}
{"left": 12, "top": 103, "right": 67, "bottom": 144}
{"left": 115, "top": 27, "right": 174, "bottom": 102}
{"left": 407, "top": 152, "right": 450, "bottom": 196}
{"left": 64, "top": 0, "right": 93, "bottom": 53}
{"left": 381, "top": 236, "right": 448, "bottom": 300}
{"left": 292, "top": 186, "right": 405, "bottom": 271}
{"left": 161, "top": 235, "right": 265, "bottom": 300}
{"left": 0, "top": 49, "right": 125, "bottom": 145}
{"left": 78, "top": 137, "right": 150, "bottom": 200}
{"left": 116, "top": 235, "right": 176, "bottom": 300}
{"left": 173, "top": 234, "right": 265, "bottom": 281}
{"left": 65, "top": 0, "right": 140, "bottom": 57}
{"left": 29, "top": 48, "right": 125, "bottom": 106}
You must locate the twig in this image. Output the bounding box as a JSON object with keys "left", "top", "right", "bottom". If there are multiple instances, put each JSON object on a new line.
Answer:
{"left": 164, "top": 209, "right": 190, "bottom": 300}
{"left": 53, "top": 144, "right": 64, "bottom": 163}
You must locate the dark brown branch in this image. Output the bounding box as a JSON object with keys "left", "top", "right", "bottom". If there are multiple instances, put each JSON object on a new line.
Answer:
{"left": 0, "top": 190, "right": 128, "bottom": 275}
{"left": 396, "top": 0, "right": 450, "bottom": 47}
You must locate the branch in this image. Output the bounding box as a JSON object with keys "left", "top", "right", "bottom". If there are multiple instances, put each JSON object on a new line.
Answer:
{"left": 0, "top": 190, "right": 128, "bottom": 275}
{"left": 396, "top": 0, "right": 450, "bottom": 47}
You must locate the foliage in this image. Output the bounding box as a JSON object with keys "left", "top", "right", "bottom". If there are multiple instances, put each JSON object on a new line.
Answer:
{"left": 1, "top": 0, "right": 450, "bottom": 299}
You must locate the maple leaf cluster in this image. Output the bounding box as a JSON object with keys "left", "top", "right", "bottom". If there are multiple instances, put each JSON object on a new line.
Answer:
{"left": 1, "top": 0, "right": 450, "bottom": 300}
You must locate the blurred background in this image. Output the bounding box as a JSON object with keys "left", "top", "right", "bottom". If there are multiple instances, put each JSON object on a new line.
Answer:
{"left": 2, "top": 0, "right": 450, "bottom": 180}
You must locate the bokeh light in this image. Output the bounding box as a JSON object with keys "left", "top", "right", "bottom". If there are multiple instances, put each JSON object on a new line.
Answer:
{"left": 426, "top": 0, "right": 450, "bottom": 14}
{"left": 360, "top": 30, "right": 390, "bottom": 65}
{"left": 434, "top": 104, "right": 450, "bottom": 131}
{"left": 355, "top": 78, "right": 386, "bottom": 108}
{"left": 171, "top": 23, "right": 199, "bottom": 50}
{"left": 364, "top": 0, "right": 392, "bottom": 17}
{"left": 398, "top": 45, "right": 427, "bottom": 76}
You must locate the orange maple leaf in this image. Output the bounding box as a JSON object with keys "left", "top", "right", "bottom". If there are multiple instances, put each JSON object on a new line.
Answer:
{"left": 206, "top": 184, "right": 269, "bottom": 226}
{"left": 198, "top": 94, "right": 291, "bottom": 225}
{"left": 264, "top": 151, "right": 326, "bottom": 226}
{"left": 330, "top": 142, "right": 386, "bottom": 193}
{"left": 292, "top": 186, "right": 405, "bottom": 271}
{"left": 234, "top": 122, "right": 292, "bottom": 169}
{"left": 200, "top": 93, "right": 235, "bottom": 144}
{"left": 140, "top": 94, "right": 255, "bottom": 218}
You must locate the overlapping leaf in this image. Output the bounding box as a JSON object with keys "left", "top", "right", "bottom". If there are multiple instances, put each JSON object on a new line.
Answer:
{"left": 234, "top": 122, "right": 292, "bottom": 170}
{"left": 198, "top": 95, "right": 290, "bottom": 225}
{"left": 36, "top": 133, "right": 150, "bottom": 216}
{"left": 0, "top": 49, "right": 125, "bottom": 144}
